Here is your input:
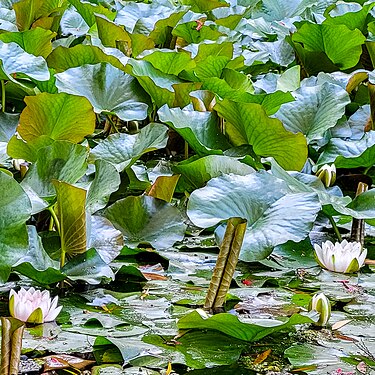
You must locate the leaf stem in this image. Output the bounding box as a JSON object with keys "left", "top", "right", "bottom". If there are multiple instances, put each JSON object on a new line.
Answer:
{"left": 106, "top": 115, "right": 119, "bottom": 133}
{"left": 328, "top": 215, "right": 342, "bottom": 242}
{"left": 1, "top": 80, "right": 5, "bottom": 113}
{"left": 48, "top": 206, "right": 65, "bottom": 269}
{"left": 48, "top": 206, "right": 60, "bottom": 235}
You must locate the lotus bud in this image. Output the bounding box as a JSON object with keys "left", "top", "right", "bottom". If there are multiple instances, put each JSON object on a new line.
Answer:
{"left": 9, "top": 287, "right": 62, "bottom": 324}
{"left": 316, "top": 164, "right": 336, "bottom": 187}
{"left": 308, "top": 292, "right": 331, "bottom": 327}
{"left": 314, "top": 240, "right": 367, "bottom": 274}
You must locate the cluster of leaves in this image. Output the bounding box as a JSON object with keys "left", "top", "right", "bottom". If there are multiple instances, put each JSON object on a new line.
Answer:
{"left": 2, "top": 0, "right": 375, "bottom": 294}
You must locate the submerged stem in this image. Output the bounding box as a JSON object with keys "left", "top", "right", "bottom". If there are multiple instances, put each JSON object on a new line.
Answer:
{"left": 328, "top": 215, "right": 342, "bottom": 242}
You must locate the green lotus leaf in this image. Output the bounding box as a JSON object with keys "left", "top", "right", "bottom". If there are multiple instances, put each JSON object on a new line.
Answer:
{"left": 292, "top": 23, "right": 366, "bottom": 72}
{"left": 0, "top": 7, "right": 17, "bottom": 32}
{"left": 0, "top": 27, "right": 55, "bottom": 57}
{"left": 266, "top": 157, "right": 375, "bottom": 219}
{"left": 214, "top": 99, "right": 307, "bottom": 171}
{"left": 0, "top": 112, "right": 18, "bottom": 142}
{"left": 21, "top": 141, "right": 88, "bottom": 199}
{"left": 7, "top": 92, "right": 95, "bottom": 161}
{"left": 173, "top": 21, "right": 224, "bottom": 44}
{"left": 174, "top": 155, "right": 255, "bottom": 192}
{"left": 253, "top": 0, "right": 312, "bottom": 20}
{"left": 324, "top": 2, "right": 375, "bottom": 34}
{"left": 317, "top": 131, "right": 375, "bottom": 168}
{"left": 95, "top": 14, "right": 131, "bottom": 48}
{"left": 178, "top": 310, "right": 314, "bottom": 342}
{"left": 55, "top": 63, "right": 150, "bottom": 121}
{"left": 104, "top": 195, "right": 186, "bottom": 250}
{"left": 144, "top": 331, "right": 246, "bottom": 369}
{"left": 13, "top": 0, "right": 64, "bottom": 31}
{"left": 60, "top": 6, "right": 89, "bottom": 37}
{"left": 13, "top": 226, "right": 64, "bottom": 285}
{"left": 203, "top": 77, "right": 293, "bottom": 115}
{"left": 115, "top": 1, "right": 187, "bottom": 44}
{"left": 53, "top": 180, "right": 87, "bottom": 259}
{"left": 89, "top": 123, "right": 168, "bottom": 172}
{"left": 275, "top": 82, "right": 350, "bottom": 143}
{"left": 187, "top": 172, "right": 321, "bottom": 261}
{"left": 128, "top": 59, "right": 182, "bottom": 108}
{"left": 86, "top": 160, "right": 121, "bottom": 215}
{"left": 142, "top": 49, "right": 195, "bottom": 76}
{"left": 179, "top": 0, "right": 228, "bottom": 12}
{"left": 87, "top": 215, "right": 123, "bottom": 265}
{"left": 242, "top": 39, "right": 294, "bottom": 67}
{"left": 62, "top": 248, "right": 115, "bottom": 284}
{"left": 254, "top": 66, "right": 301, "bottom": 94}
{"left": 47, "top": 45, "right": 127, "bottom": 73}
{"left": 158, "top": 105, "right": 230, "bottom": 156}
{"left": 0, "top": 170, "right": 32, "bottom": 283}
{"left": 0, "top": 40, "right": 49, "bottom": 81}
{"left": 68, "top": 0, "right": 115, "bottom": 27}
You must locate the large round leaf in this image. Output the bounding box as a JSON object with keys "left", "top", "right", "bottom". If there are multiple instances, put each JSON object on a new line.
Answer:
{"left": 128, "top": 59, "right": 182, "bottom": 108}
{"left": 21, "top": 141, "right": 89, "bottom": 198}
{"left": 87, "top": 215, "right": 123, "bottom": 264}
{"left": 187, "top": 172, "right": 321, "bottom": 261}
{"left": 0, "top": 40, "right": 49, "bottom": 81}
{"left": 292, "top": 23, "right": 365, "bottom": 73}
{"left": 158, "top": 105, "right": 230, "bottom": 156}
{"left": 47, "top": 45, "right": 127, "bottom": 73}
{"left": 104, "top": 195, "right": 186, "bottom": 250}
{"left": 7, "top": 92, "right": 95, "bottom": 161}
{"left": 0, "top": 171, "right": 32, "bottom": 282}
{"left": 317, "top": 131, "right": 375, "bottom": 168}
{"left": 174, "top": 155, "right": 255, "bottom": 192}
{"left": 0, "top": 27, "right": 56, "bottom": 57}
{"left": 214, "top": 99, "right": 307, "bottom": 171}
{"left": 275, "top": 82, "right": 350, "bottom": 143}
{"left": 86, "top": 160, "right": 121, "bottom": 215}
{"left": 89, "top": 123, "right": 168, "bottom": 172}
{"left": 55, "top": 63, "right": 150, "bottom": 121}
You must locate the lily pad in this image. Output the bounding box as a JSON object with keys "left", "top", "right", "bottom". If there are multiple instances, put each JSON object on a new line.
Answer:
{"left": 178, "top": 310, "right": 314, "bottom": 341}
{"left": 174, "top": 155, "right": 255, "bottom": 192}
{"left": 158, "top": 105, "right": 230, "bottom": 155}
{"left": 86, "top": 160, "right": 121, "bottom": 215}
{"left": 89, "top": 123, "right": 168, "bottom": 172}
{"left": 292, "top": 23, "right": 365, "bottom": 73}
{"left": 187, "top": 172, "right": 321, "bottom": 261}
{"left": 55, "top": 63, "right": 150, "bottom": 121}
{"left": 0, "top": 40, "right": 49, "bottom": 81}
{"left": 0, "top": 27, "right": 56, "bottom": 57}
{"left": 7, "top": 92, "right": 95, "bottom": 161}
{"left": 47, "top": 45, "right": 127, "bottom": 73}
{"left": 214, "top": 99, "right": 307, "bottom": 171}
{"left": 275, "top": 82, "right": 350, "bottom": 143}
{"left": 104, "top": 195, "right": 186, "bottom": 250}
{"left": 12, "top": 226, "right": 64, "bottom": 285}
{"left": 127, "top": 59, "right": 182, "bottom": 108}
{"left": 317, "top": 131, "right": 375, "bottom": 168}
{"left": 21, "top": 141, "right": 88, "bottom": 198}
{"left": 0, "top": 170, "right": 32, "bottom": 282}
{"left": 87, "top": 216, "right": 123, "bottom": 265}
{"left": 62, "top": 248, "right": 115, "bottom": 285}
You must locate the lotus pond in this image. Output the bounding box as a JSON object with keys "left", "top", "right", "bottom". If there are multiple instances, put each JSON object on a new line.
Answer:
{"left": 2, "top": 0, "right": 375, "bottom": 374}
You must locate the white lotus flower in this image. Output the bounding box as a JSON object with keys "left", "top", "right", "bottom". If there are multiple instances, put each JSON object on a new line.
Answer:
{"left": 9, "top": 287, "right": 62, "bottom": 324}
{"left": 316, "top": 164, "right": 336, "bottom": 187}
{"left": 308, "top": 292, "right": 331, "bottom": 326}
{"left": 314, "top": 240, "right": 367, "bottom": 273}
